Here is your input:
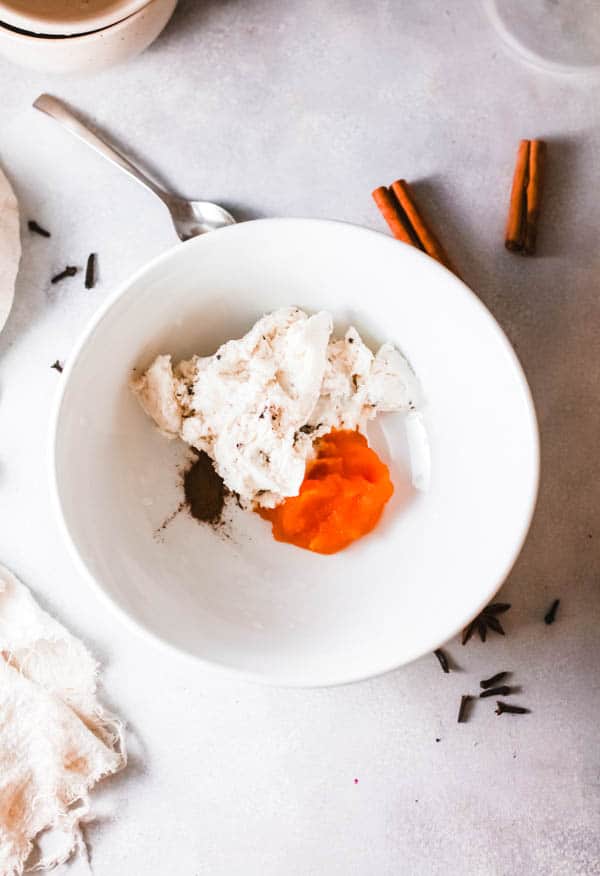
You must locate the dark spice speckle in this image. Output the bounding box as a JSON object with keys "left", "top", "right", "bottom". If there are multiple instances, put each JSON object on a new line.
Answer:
{"left": 457, "top": 695, "right": 472, "bottom": 723}
{"left": 479, "top": 685, "right": 512, "bottom": 699}
{"left": 433, "top": 648, "right": 450, "bottom": 673}
{"left": 544, "top": 599, "right": 560, "bottom": 625}
{"left": 51, "top": 266, "right": 78, "bottom": 284}
{"left": 28, "top": 220, "right": 51, "bottom": 238}
{"left": 480, "top": 671, "right": 509, "bottom": 689}
{"left": 495, "top": 702, "right": 530, "bottom": 716}
{"left": 85, "top": 253, "right": 96, "bottom": 289}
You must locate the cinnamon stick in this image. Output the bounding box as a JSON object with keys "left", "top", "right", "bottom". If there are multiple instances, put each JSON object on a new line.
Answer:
{"left": 390, "top": 179, "right": 455, "bottom": 273}
{"left": 372, "top": 181, "right": 457, "bottom": 276}
{"left": 371, "top": 186, "right": 416, "bottom": 247}
{"left": 505, "top": 140, "right": 530, "bottom": 252}
{"left": 523, "top": 139, "right": 546, "bottom": 255}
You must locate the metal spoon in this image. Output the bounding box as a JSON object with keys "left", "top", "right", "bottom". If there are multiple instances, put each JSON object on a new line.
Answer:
{"left": 33, "top": 94, "right": 235, "bottom": 241}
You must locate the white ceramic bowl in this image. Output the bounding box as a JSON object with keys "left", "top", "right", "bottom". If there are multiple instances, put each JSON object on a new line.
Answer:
{"left": 51, "top": 219, "right": 539, "bottom": 687}
{"left": 0, "top": 0, "right": 149, "bottom": 35}
{"left": 0, "top": 0, "right": 176, "bottom": 74}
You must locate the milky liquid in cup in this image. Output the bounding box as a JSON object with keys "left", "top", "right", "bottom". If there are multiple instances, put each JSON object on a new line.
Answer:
{"left": 1, "top": 0, "right": 130, "bottom": 28}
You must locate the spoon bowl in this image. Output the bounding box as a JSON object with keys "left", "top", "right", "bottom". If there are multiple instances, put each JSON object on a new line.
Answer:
{"left": 165, "top": 195, "right": 235, "bottom": 240}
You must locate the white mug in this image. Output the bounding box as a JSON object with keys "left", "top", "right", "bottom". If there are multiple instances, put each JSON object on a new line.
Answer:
{"left": 0, "top": 0, "right": 177, "bottom": 74}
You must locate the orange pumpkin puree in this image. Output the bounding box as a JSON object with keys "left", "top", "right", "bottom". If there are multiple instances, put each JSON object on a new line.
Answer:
{"left": 258, "top": 429, "right": 393, "bottom": 554}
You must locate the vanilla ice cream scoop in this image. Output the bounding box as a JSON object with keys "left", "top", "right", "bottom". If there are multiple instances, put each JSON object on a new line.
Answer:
{"left": 132, "top": 307, "right": 420, "bottom": 507}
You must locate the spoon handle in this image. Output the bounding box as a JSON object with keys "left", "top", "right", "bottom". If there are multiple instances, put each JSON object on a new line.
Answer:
{"left": 33, "top": 94, "right": 170, "bottom": 206}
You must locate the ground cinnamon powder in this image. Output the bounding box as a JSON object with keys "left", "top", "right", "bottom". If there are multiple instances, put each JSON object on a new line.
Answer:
{"left": 183, "top": 451, "right": 226, "bottom": 523}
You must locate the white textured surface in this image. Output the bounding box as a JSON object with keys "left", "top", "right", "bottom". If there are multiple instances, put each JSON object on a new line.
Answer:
{"left": 0, "top": 1, "right": 598, "bottom": 874}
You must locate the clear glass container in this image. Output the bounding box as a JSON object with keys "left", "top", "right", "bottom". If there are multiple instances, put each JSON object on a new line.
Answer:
{"left": 484, "top": 0, "right": 600, "bottom": 76}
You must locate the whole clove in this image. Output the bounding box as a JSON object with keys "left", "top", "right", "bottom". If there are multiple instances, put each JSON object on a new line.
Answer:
{"left": 85, "top": 253, "right": 96, "bottom": 289}
{"left": 50, "top": 360, "right": 63, "bottom": 373}
{"left": 479, "top": 685, "right": 512, "bottom": 699}
{"left": 457, "top": 695, "right": 472, "bottom": 723}
{"left": 51, "top": 266, "right": 78, "bottom": 284}
{"left": 495, "top": 702, "right": 529, "bottom": 716}
{"left": 433, "top": 648, "right": 450, "bottom": 673}
{"left": 544, "top": 599, "right": 560, "bottom": 625}
{"left": 480, "top": 671, "right": 509, "bottom": 689}
{"left": 28, "top": 220, "right": 51, "bottom": 237}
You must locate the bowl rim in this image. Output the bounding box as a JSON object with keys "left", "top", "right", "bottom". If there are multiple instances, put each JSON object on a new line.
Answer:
{"left": 0, "top": 0, "right": 150, "bottom": 35}
{"left": 0, "top": 0, "right": 161, "bottom": 44}
{"left": 49, "top": 217, "right": 540, "bottom": 688}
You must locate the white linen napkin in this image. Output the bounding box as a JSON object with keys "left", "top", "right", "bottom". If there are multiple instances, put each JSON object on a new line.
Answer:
{"left": 0, "top": 565, "right": 126, "bottom": 875}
